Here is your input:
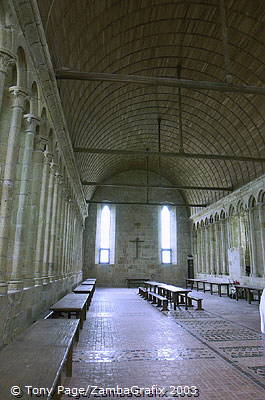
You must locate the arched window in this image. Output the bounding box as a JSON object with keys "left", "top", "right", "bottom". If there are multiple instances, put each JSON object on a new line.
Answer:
{"left": 99, "top": 205, "right": 111, "bottom": 263}
{"left": 161, "top": 206, "right": 172, "bottom": 264}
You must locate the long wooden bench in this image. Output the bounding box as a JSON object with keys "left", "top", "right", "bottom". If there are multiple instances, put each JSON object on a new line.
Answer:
{"left": 148, "top": 291, "right": 169, "bottom": 311}
{"left": 178, "top": 292, "right": 204, "bottom": 310}
{"left": 0, "top": 319, "right": 79, "bottom": 399}
{"left": 138, "top": 286, "right": 148, "bottom": 299}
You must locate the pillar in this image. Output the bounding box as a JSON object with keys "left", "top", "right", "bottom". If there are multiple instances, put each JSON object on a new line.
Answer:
{"left": 34, "top": 151, "right": 51, "bottom": 285}
{"left": 9, "top": 114, "right": 39, "bottom": 290}
{"left": 42, "top": 159, "right": 55, "bottom": 283}
{"left": 0, "top": 86, "right": 27, "bottom": 293}
{"left": 48, "top": 167, "right": 60, "bottom": 280}
{"left": 0, "top": 49, "right": 16, "bottom": 111}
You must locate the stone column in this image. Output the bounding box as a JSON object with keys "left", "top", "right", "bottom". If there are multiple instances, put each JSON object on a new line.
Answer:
{"left": 204, "top": 225, "right": 210, "bottom": 274}
{"left": 209, "top": 223, "right": 216, "bottom": 274}
{"left": 248, "top": 208, "right": 258, "bottom": 277}
{"left": 0, "top": 49, "right": 16, "bottom": 111}
{"left": 0, "top": 86, "right": 27, "bottom": 293}
{"left": 200, "top": 226, "right": 203, "bottom": 274}
{"left": 58, "top": 186, "right": 67, "bottom": 278}
{"left": 258, "top": 203, "right": 265, "bottom": 277}
{"left": 9, "top": 114, "right": 40, "bottom": 290}
{"left": 34, "top": 151, "right": 51, "bottom": 285}
{"left": 53, "top": 174, "right": 63, "bottom": 280}
{"left": 25, "top": 137, "right": 48, "bottom": 280}
{"left": 42, "top": 159, "right": 56, "bottom": 283}
{"left": 48, "top": 168, "right": 60, "bottom": 281}
{"left": 62, "top": 196, "right": 70, "bottom": 277}
{"left": 215, "top": 221, "right": 221, "bottom": 275}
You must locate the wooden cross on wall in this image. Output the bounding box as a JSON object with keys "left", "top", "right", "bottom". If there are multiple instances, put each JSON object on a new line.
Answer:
{"left": 130, "top": 237, "right": 145, "bottom": 259}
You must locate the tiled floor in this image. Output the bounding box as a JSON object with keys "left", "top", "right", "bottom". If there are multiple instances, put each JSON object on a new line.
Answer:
{"left": 62, "top": 288, "right": 265, "bottom": 399}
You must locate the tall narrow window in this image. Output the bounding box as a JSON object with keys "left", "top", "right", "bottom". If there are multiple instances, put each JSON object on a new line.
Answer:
{"left": 99, "top": 205, "right": 111, "bottom": 264}
{"left": 161, "top": 206, "right": 172, "bottom": 264}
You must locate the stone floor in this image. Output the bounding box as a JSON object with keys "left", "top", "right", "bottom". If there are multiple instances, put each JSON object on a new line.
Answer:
{"left": 62, "top": 288, "right": 265, "bottom": 399}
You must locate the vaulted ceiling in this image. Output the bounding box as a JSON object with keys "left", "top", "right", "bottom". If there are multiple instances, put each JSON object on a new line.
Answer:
{"left": 37, "top": 0, "right": 265, "bottom": 211}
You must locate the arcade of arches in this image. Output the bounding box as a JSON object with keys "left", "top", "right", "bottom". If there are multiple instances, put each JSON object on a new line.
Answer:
{"left": 0, "top": 1, "right": 265, "bottom": 395}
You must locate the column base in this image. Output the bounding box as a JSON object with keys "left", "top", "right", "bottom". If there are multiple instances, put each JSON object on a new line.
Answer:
{"left": 8, "top": 280, "right": 23, "bottom": 291}
{"left": 23, "top": 278, "right": 35, "bottom": 289}
{"left": 0, "top": 282, "right": 8, "bottom": 295}
{"left": 42, "top": 276, "right": 50, "bottom": 284}
{"left": 34, "top": 276, "right": 42, "bottom": 286}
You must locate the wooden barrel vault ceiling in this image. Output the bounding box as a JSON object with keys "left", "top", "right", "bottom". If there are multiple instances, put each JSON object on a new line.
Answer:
{"left": 36, "top": 0, "right": 265, "bottom": 212}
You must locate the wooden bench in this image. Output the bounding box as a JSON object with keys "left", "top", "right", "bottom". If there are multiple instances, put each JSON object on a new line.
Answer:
{"left": 148, "top": 291, "right": 168, "bottom": 311}
{"left": 50, "top": 293, "right": 88, "bottom": 329}
{"left": 138, "top": 286, "right": 148, "bottom": 299}
{"left": 0, "top": 319, "right": 79, "bottom": 399}
{"left": 187, "top": 293, "right": 204, "bottom": 310}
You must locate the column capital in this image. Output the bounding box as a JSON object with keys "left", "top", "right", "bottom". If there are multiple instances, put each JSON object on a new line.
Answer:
{"left": 9, "top": 86, "right": 28, "bottom": 107}
{"left": 23, "top": 113, "right": 40, "bottom": 132}
{"left": 0, "top": 48, "right": 16, "bottom": 74}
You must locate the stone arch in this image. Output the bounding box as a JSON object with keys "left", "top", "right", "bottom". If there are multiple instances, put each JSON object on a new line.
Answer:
{"left": 228, "top": 204, "right": 235, "bottom": 216}
{"left": 257, "top": 190, "right": 265, "bottom": 203}
{"left": 16, "top": 47, "right": 27, "bottom": 88}
{"left": 48, "top": 128, "right": 55, "bottom": 154}
{"left": 39, "top": 107, "right": 48, "bottom": 140}
{"left": 24, "top": 98, "right": 30, "bottom": 115}
{"left": 214, "top": 212, "right": 219, "bottom": 222}
{"left": 30, "top": 81, "right": 39, "bottom": 116}
{"left": 236, "top": 200, "right": 245, "bottom": 214}
{"left": 248, "top": 195, "right": 256, "bottom": 208}
{"left": 220, "top": 209, "right": 226, "bottom": 219}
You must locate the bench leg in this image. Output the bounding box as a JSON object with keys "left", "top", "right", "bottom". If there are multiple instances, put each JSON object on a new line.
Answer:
{"left": 162, "top": 300, "right": 168, "bottom": 311}
{"left": 196, "top": 300, "right": 204, "bottom": 311}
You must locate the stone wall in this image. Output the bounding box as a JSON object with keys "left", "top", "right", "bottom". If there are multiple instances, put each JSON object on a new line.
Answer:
{"left": 0, "top": 0, "right": 86, "bottom": 345}
{"left": 0, "top": 273, "right": 82, "bottom": 347}
{"left": 84, "top": 170, "right": 191, "bottom": 287}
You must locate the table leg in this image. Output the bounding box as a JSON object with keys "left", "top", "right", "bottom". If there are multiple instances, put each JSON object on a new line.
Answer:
{"left": 210, "top": 283, "right": 213, "bottom": 295}
{"left": 247, "top": 289, "right": 251, "bottom": 304}
{"left": 227, "top": 285, "right": 230, "bottom": 297}
{"left": 78, "top": 311, "right": 84, "bottom": 329}
{"left": 185, "top": 294, "right": 188, "bottom": 310}
{"left": 203, "top": 282, "right": 206, "bottom": 292}
{"left": 218, "top": 285, "right": 221, "bottom": 297}
{"left": 66, "top": 343, "right": 73, "bottom": 377}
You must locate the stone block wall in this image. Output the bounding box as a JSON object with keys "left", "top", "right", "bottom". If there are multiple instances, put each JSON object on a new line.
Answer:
{"left": 84, "top": 170, "right": 191, "bottom": 287}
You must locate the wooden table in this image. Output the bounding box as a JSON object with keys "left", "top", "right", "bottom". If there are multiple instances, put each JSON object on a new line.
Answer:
{"left": 158, "top": 284, "right": 191, "bottom": 310}
{"left": 50, "top": 294, "right": 87, "bottom": 329}
{"left": 126, "top": 278, "right": 150, "bottom": 288}
{"left": 0, "top": 319, "right": 79, "bottom": 399}
{"left": 144, "top": 280, "right": 161, "bottom": 293}
{"left": 234, "top": 284, "right": 264, "bottom": 304}
{"left": 206, "top": 280, "right": 231, "bottom": 297}
{"left": 73, "top": 284, "right": 94, "bottom": 294}
{"left": 82, "top": 279, "right": 96, "bottom": 285}
{"left": 186, "top": 278, "right": 231, "bottom": 297}
{"left": 186, "top": 278, "right": 207, "bottom": 291}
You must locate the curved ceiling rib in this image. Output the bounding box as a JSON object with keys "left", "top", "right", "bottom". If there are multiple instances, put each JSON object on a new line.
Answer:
{"left": 37, "top": 0, "right": 265, "bottom": 207}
